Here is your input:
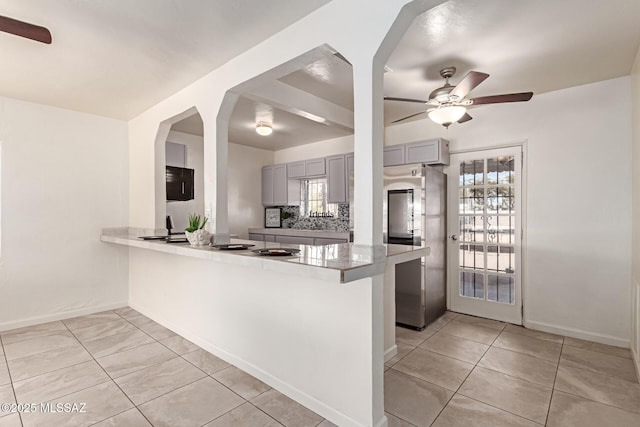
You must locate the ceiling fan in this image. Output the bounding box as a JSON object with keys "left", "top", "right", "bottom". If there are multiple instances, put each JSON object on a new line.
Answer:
{"left": 385, "top": 66, "right": 532, "bottom": 128}
{"left": 0, "top": 15, "right": 51, "bottom": 44}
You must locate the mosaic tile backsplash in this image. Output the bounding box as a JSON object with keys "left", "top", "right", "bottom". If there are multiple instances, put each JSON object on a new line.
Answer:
{"left": 280, "top": 204, "right": 349, "bottom": 232}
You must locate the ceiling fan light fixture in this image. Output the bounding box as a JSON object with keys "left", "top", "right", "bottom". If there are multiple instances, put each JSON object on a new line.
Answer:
{"left": 256, "top": 122, "right": 273, "bottom": 136}
{"left": 428, "top": 105, "right": 467, "bottom": 126}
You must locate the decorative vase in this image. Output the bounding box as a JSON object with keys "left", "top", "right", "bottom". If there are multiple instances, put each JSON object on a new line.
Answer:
{"left": 185, "top": 229, "right": 212, "bottom": 246}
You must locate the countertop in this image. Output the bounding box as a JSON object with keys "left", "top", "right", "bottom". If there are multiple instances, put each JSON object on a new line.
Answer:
{"left": 248, "top": 228, "right": 349, "bottom": 239}
{"left": 102, "top": 227, "right": 429, "bottom": 284}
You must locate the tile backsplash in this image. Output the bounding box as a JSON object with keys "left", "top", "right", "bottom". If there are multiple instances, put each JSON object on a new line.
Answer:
{"left": 279, "top": 205, "right": 349, "bottom": 232}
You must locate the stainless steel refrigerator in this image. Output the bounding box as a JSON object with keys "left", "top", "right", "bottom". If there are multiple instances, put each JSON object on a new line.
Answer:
{"left": 383, "top": 164, "right": 446, "bottom": 330}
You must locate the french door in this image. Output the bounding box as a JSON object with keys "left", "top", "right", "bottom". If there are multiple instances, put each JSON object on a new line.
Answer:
{"left": 447, "top": 146, "right": 523, "bottom": 324}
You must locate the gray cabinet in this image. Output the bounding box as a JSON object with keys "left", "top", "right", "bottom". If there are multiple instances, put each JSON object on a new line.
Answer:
{"left": 287, "top": 162, "right": 306, "bottom": 179}
{"left": 166, "top": 142, "right": 187, "bottom": 167}
{"left": 261, "top": 166, "right": 274, "bottom": 206}
{"left": 346, "top": 153, "right": 354, "bottom": 203}
{"left": 326, "top": 155, "right": 347, "bottom": 204}
{"left": 273, "top": 165, "right": 287, "bottom": 205}
{"left": 313, "top": 237, "right": 348, "bottom": 245}
{"left": 383, "top": 145, "right": 406, "bottom": 166}
{"left": 249, "top": 231, "right": 348, "bottom": 245}
{"left": 287, "top": 158, "right": 326, "bottom": 179}
{"left": 305, "top": 158, "right": 326, "bottom": 177}
{"left": 405, "top": 138, "right": 450, "bottom": 165}
{"left": 262, "top": 164, "right": 288, "bottom": 206}
{"left": 275, "top": 235, "right": 315, "bottom": 245}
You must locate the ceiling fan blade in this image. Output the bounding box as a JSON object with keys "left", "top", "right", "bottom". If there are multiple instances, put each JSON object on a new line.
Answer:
{"left": 457, "top": 113, "right": 473, "bottom": 124}
{"left": 470, "top": 92, "right": 533, "bottom": 106}
{"left": 0, "top": 15, "right": 51, "bottom": 44}
{"left": 449, "top": 71, "right": 489, "bottom": 100}
{"left": 390, "top": 111, "right": 427, "bottom": 124}
{"left": 384, "top": 97, "right": 428, "bottom": 104}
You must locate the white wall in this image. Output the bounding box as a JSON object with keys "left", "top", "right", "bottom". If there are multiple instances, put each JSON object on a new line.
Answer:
{"left": 0, "top": 97, "right": 129, "bottom": 330}
{"left": 165, "top": 130, "right": 204, "bottom": 231}
{"left": 631, "top": 48, "right": 640, "bottom": 371}
{"left": 274, "top": 134, "right": 354, "bottom": 164}
{"left": 128, "top": 248, "right": 380, "bottom": 427}
{"left": 387, "top": 77, "right": 633, "bottom": 346}
{"left": 228, "top": 142, "right": 273, "bottom": 237}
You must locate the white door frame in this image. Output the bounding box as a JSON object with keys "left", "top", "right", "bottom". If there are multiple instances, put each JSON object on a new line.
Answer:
{"left": 446, "top": 142, "right": 527, "bottom": 325}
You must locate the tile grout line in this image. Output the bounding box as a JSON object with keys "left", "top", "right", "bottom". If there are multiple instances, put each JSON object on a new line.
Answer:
{"left": 544, "top": 339, "right": 563, "bottom": 427}
{"left": 454, "top": 323, "right": 551, "bottom": 426}
{"left": 115, "top": 309, "right": 296, "bottom": 426}
{"left": 557, "top": 359, "right": 640, "bottom": 385}
{"left": 429, "top": 322, "right": 505, "bottom": 426}
{"left": 5, "top": 308, "right": 320, "bottom": 426}
{"left": 60, "top": 314, "right": 151, "bottom": 426}
{"left": 0, "top": 334, "right": 24, "bottom": 427}
{"left": 110, "top": 311, "right": 249, "bottom": 424}
{"left": 552, "top": 341, "right": 640, "bottom": 418}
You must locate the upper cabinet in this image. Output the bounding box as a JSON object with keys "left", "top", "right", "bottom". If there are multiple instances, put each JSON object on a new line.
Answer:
{"left": 261, "top": 166, "right": 274, "bottom": 205}
{"left": 326, "top": 155, "right": 347, "bottom": 204}
{"left": 346, "top": 153, "right": 354, "bottom": 203}
{"left": 262, "top": 164, "right": 288, "bottom": 206}
{"left": 385, "top": 138, "right": 449, "bottom": 166}
{"left": 287, "top": 158, "right": 326, "bottom": 178}
{"left": 405, "top": 138, "right": 450, "bottom": 165}
{"left": 383, "top": 145, "right": 405, "bottom": 167}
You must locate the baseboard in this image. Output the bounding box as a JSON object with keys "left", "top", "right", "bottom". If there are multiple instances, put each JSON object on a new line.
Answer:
{"left": 129, "top": 301, "right": 376, "bottom": 427}
{"left": 525, "top": 319, "right": 630, "bottom": 348}
{"left": 384, "top": 344, "right": 398, "bottom": 362}
{"left": 0, "top": 301, "right": 128, "bottom": 333}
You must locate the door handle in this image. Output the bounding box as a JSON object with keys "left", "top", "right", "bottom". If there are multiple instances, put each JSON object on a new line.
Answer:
{"left": 450, "top": 234, "right": 458, "bottom": 241}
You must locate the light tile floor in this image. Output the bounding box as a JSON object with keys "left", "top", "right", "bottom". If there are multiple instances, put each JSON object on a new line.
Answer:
{"left": 0, "top": 308, "right": 638, "bottom": 426}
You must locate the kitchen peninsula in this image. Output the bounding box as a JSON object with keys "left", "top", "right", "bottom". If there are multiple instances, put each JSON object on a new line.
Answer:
{"left": 101, "top": 227, "right": 428, "bottom": 426}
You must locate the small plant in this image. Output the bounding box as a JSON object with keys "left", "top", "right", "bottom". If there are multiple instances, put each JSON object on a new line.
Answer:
{"left": 186, "top": 214, "right": 208, "bottom": 232}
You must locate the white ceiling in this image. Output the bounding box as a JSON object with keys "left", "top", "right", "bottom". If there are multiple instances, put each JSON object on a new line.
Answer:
{"left": 0, "top": 0, "right": 330, "bottom": 119}
{"left": 2, "top": 0, "right": 640, "bottom": 148}
{"left": 383, "top": 0, "right": 640, "bottom": 124}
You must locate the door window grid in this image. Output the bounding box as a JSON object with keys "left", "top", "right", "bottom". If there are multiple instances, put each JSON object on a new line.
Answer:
{"left": 459, "top": 156, "right": 516, "bottom": 304}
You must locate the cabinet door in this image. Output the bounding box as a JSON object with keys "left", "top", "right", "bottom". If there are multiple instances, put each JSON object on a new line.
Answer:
{"left": 346, "top": 153, "right": 354, "bottom": 203}
{"left": 264, "top": 234, "right": 276, "bottom": 242}
{"left": 261, "top": 166, "right": 274, "bottom": 206}
{"left": 405, "top": 138, "right": 449, "bottom": 165}
{"left": 275, "top": 235, "right": 314, "bottom": 245}
{"left": 287, "top": 162, "right": 306, "bottom": 178}
{"left": 166, "top": 142, "right": 187, "bottom": 167}
{"left": 248, "top": 233, "right": 264, "bottom": 241}
{"left": 326, "top": 155, "right": 347, "bottom": 204}
{"left": 273, "top": 164, "right": 288, "bottom": 205}
{"left": 383, "top": 145, "right": 406, "bottom": 166}
{"left": 305, "top": 158, "right": 326, "bottom": 176}
{"left": 406, "top": 139, "right": 439, "bottom": 164}
{"left": 313, "top": 237, "right": 348, "bottom": 245}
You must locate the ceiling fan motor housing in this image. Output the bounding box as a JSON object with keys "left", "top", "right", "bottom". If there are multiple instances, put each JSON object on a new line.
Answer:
{"left": 429, "top": 66, "right": 458, "bottom": 103}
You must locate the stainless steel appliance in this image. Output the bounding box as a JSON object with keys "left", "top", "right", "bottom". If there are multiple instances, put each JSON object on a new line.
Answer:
{"left": 384, "top": 164, "right": 446, "bottom": 330}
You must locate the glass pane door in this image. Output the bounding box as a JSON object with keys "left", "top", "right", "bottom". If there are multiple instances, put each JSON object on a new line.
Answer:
{"left": 448, "top": 147, "right": 522, "bottom": 324}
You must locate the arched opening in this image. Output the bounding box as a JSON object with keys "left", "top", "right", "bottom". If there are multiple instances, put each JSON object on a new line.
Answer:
{"left": 216, "top": 44, "right": 355, "bottom": 239}
{"left": 152, "top": 106, "right": 204, "bottom": 232}
{"left": 165, "top": 112, "right": 205, "bottom": 232}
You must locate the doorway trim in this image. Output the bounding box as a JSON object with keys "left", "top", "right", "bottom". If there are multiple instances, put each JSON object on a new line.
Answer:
{"left": 447, "top": 140, "right": 528, "bottom": 325}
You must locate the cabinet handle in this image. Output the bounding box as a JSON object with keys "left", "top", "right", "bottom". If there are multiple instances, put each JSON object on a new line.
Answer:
{"left": 182, "top": 182, "right": 185, "bottom": 194}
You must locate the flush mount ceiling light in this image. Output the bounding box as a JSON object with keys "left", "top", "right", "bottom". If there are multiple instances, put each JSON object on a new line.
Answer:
{"left": 427, "top": 105, "right": 467, "bottom": 128}
{"left": 256, "top": 122, "right": 273, "bottom": 136}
